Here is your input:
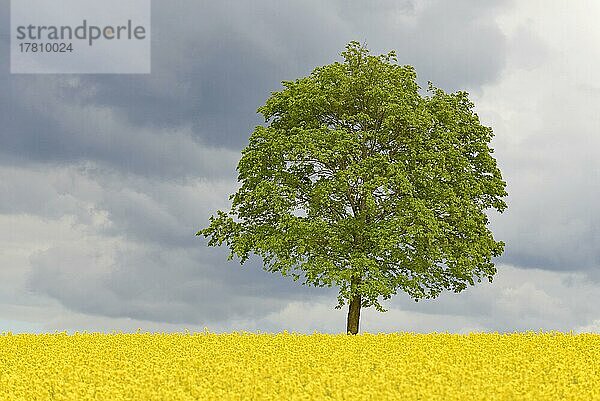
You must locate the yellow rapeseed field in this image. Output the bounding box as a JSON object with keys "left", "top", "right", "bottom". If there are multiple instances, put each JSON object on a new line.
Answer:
{"left": 1, "top": 331, "right": 599, "bottom": 400}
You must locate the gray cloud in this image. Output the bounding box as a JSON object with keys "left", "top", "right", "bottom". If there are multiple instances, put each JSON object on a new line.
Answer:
{"left": 1, "top": 0, "right": 510, "bottom": 169}
{"left": 75, "top": 0, "right": 510, "bottom": 146}
{"left": 0, "top": 163, "right": 237, "bottom": 246}
{"left": 487, "top": 83, "right": 600, "bottom": 278}
{"left": 4, "top": 165, "right": 335, "bottom": 325}
{"left": 8, "top": 0, "right": 599, "bottom": 335}
{"left": 26, "top": 241, "right": 337, "bottom": 324}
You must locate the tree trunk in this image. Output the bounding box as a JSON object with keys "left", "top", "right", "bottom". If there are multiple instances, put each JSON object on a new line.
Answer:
{"left": 346, "top": 291, "right": 361, "bottom": 335}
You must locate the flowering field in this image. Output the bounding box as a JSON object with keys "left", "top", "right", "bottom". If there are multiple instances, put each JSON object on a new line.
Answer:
{"left": 1, "top": 331, "right": 599, "bottom": 400}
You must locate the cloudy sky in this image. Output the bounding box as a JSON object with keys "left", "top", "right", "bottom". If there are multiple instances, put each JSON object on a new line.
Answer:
{"left": 1, "top": 0, "right": 600, "bottom": 334}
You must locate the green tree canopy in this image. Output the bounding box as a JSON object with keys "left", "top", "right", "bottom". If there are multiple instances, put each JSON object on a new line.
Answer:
{"left": 198, "top": 41, "right": 507, "bottom": 334}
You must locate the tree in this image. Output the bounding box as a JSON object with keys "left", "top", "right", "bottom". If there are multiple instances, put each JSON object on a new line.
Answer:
{"left": 197, "top": 41, "right": 507, "bottom": 335}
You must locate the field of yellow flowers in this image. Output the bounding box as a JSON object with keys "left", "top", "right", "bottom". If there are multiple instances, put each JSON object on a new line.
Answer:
{"left": 1, "top": 331, "right": 599, "bottom": 400}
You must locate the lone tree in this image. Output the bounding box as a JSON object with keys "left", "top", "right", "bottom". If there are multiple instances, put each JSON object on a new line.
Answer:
{"left": 198, "top": 42, "right": 507, "bottom": 335}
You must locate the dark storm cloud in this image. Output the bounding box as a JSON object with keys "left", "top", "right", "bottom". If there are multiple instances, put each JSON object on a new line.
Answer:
{"left": 397, "top": 0, "right": 510, "bottom": 92}
{"left": 72, "top": 0, "right": 510, "bottom": 147}
{"left": 0, "top": 74, "right": 240, "bottom": 179}
{"left": 330, "top": 0, "right": 511, "bottom": 92}
{"left": 1, "top": 0, "right": 513, "bottom": 327}
{"left": 1, "top": 0, "right": 511, "bottom": 167}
